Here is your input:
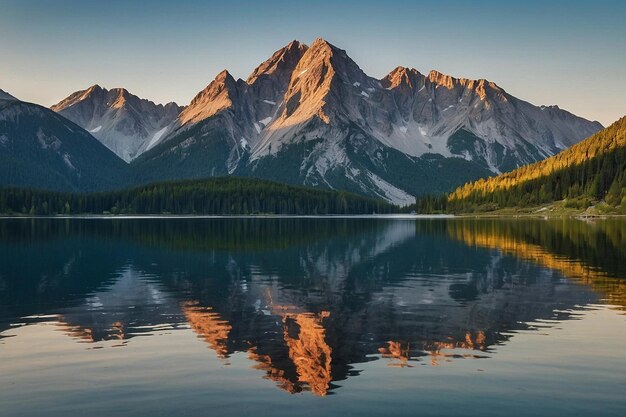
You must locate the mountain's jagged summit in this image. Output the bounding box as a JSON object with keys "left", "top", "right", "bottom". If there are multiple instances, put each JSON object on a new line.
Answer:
{"left": 51, "top": 84, "right": 103, "bottom": 111}
{"left": 52, "top": 85, "right": 182, "bottom": 162}
{"left": 425, "top": 70, "right": 506, "bottom": 102}
{"left": 247, "top": 40, "right": 308, "bottom": 86}
{"left": 0, "top": 89, "right": 17, "bottom": 101}
{"left": 178, "top": 70, "right": 243, "bottom": 126}
{"left": 382, "top": 66, "right": 424, "bottom": 91}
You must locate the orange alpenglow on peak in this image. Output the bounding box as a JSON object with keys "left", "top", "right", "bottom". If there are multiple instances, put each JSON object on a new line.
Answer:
{"left": 246, "top": 40, "right": 308, "bottom": 86}
{"left": 177, "top": 69, "right": 241, "bottom": 125}
{"left": 382, "top": 66, "right": 423, "bottom": 90}
{"left": 427, "top": 69, "right": 505, "bottom": 97}
{"left": 214, "top": 69, "right": 233, "bottom": 82}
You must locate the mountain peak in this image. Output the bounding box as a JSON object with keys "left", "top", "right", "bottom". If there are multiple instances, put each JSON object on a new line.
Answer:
{"left": 51, "top": 86, "right": 99, "bottom": 112}
{"left": 76, "top": 84, "right": 105, "bottom": 101}
{"left": 86, "top": 84, "right": 103, "bottom": 92}
{"left": 254, "top": 38, "right": 370, "bottom": 152}
{"left": 215, "top": 69, "right": 234, "bottom": 82}
{"left": 110, "top": 88, "right": 131, "bottom": 109}
{"left": 0, "top": 88, "right": 18, "bottom": 101}
{"left": 382, "top": 66, "right": 423, "bottom": 90}
{"left": 51, "top": 85, "right": 183, "bottom": 162}
{"left": 428, "top": 70, "right": 458, "bottom": 88}
{"left": 178, "top": 69, "right": 241, "bottom": 126}
{"left": 305, "top": 38, "right": 345, "bottom": 61}
{"left": 285, "top": 39, "right": 306, "bottom": 51}
{"left": 295, "top": 37, "right": 362, "bottom": 77}
{"left": 427, "top": 70, "right": 503, "bottom": 92}
{"left": 189, "top": 69, "right": 238, "bottom": 106}
{"left": 247, "top": 40, "right": 308, "bottom": 85}
{"left": 309, "top": 38, "right": 336, "bottom": 50}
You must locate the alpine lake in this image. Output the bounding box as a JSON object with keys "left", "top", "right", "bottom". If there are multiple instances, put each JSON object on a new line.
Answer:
{"left": 1, "top": 216, "right": 625, "bottom": 416}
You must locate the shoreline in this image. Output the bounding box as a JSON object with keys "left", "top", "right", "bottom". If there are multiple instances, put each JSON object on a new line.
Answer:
{"left": 1, "top": 213, "right": 625, "bottom": 219}
{"left": 0, "top": 209, "right": 626, "bottom": 220}
{"left": 455, "top": 213, "right": 626, "bottom": 219}
{"left": 0, "top": 214, "right": 453, "bottom": 220}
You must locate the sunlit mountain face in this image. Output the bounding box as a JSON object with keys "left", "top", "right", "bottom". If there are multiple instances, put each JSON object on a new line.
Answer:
{"left": 0, "top": 218, "right": 625, "bottom": 399}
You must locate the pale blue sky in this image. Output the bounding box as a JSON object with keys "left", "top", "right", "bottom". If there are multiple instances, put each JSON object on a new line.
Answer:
{"left": 0, "top": 0, "right": 624, "bottom": 125}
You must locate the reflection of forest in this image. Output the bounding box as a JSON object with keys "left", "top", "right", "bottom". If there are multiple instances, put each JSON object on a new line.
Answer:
{"left": 1, "top": 218, "right": 624, "bottom": 396}
{"left": 446, "top": 219, "right": 626, "bottom": 310}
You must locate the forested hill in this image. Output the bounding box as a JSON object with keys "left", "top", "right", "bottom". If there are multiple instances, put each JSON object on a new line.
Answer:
{"left": 0, "top": 177, "right": 395, "bottom": 215}
{"left": 446, "top": 116, "right": 626, "bottom": 212}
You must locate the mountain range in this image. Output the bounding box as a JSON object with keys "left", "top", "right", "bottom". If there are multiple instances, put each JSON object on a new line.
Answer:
{"left": 51, "top": 85, "right": 183, "bottom": 162}
{"left": 1, "top": 39, "right": 604, "bottom": 203}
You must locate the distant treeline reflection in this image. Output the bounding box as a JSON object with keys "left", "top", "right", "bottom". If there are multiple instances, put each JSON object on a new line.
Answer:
{"left": 0, "top": 217, "right": 392, "bottom": 251}
{"left": 446, "top": 218, "right": 626, "bottom": 308}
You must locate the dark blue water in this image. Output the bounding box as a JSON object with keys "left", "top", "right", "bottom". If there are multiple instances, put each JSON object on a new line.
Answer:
{"left": 1, "top": 217, "right": 625, "bottom": 416}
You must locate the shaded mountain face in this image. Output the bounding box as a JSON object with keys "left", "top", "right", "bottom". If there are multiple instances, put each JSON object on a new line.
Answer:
{"left": 51, "top": 85, "right": 182, "bottom": 162}
{"left": 132, "top": 38, "right": 602, "bottom": 204}
{"left": 0, "top": 98, "right": 128, "bottom": 192}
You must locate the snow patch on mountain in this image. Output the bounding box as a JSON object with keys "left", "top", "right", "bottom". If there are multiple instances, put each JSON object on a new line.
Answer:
{"left": 368, "top": 173, "right": 415, "bottom": 206}
{"left": 62, "top": 153, "right": 76, "bottom": 170}
{"left": 147, "top": 126, "right": 169, "bottom": 150}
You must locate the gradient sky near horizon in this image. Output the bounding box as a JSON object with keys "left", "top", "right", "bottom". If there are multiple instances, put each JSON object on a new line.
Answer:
{"left": 0, "top": 0, "right": 624, "bottom": 125}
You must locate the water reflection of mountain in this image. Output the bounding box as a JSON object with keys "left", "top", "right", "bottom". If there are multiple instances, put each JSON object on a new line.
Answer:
{"left": 1, "top": 218, "right": 623, "bottom": 396}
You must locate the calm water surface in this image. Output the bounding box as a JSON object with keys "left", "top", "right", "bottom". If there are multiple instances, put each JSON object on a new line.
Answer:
{"left": 1, "top": 217, "right": 625, "bottom": 416}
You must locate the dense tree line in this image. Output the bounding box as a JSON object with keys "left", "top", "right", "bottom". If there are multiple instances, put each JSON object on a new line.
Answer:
{"left": 439, "top": 116, "right": 626, "bottom": 213}
{"left": 0, "top": 177, "right": 395, "bottom": 215}
{"left": 401, "top": 194, "right": 448, "bottom": 214}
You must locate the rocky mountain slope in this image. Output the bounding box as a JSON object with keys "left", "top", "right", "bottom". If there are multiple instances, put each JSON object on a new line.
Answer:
{"left": 0, "top": 96, "right": 128, "bottom": 191}
{"left": 132, "top": 39, "right": 601, "bottom": 204}
{"left": 52, "top": 85, "right": 182, "bottom": 162}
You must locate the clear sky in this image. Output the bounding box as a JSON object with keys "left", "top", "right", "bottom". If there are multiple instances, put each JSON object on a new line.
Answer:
{"left": 1, "top": 0, "right": 624, "bottom": 126}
